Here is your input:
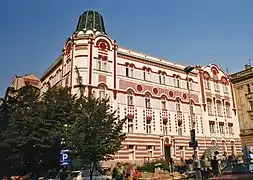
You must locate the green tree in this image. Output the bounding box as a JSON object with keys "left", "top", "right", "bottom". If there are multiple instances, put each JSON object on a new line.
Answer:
{"left": 66, "top": 96, "right": 126, "bottom": 180}
{"left": 1, "top": 85, "right": 57, "bottom": 173}
{"left": 40, "top": 86, "right": 76, "bottom": 169}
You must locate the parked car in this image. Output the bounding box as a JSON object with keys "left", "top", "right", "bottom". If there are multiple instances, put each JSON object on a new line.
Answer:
{"left": 66, "top": 170, "right": 111, "bottom": 180}
{"left": 209, "top": 162, "right": 253, "bottom": 180}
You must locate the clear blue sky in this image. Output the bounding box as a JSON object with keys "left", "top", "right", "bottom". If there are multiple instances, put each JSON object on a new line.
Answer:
{"left": 1, "top": 0, "right": 252, "bottom": 96}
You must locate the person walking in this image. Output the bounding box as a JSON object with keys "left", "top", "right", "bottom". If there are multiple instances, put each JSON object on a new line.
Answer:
{"left": 200, "top": 156, "right": 209, "bottom": 180}
{"left": 112, "top": 162, "right": 124, "bottom": 180}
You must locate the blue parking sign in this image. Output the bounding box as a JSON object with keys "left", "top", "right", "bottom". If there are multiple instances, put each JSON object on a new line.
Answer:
{"left": 60, "top": 149, "right": 71, "bottom": 166}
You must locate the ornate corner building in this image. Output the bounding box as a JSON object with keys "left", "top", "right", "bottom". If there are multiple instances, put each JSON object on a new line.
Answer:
{"left": 230, "top": 65, "right": 253, "bottom": 147}
{"left": 40, "top": 10, "right": 241, "bottom": 162}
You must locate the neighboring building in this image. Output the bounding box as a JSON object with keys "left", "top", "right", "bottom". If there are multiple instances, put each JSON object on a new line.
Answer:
{"left": 11, "top": 74, "right": 40, "bottom": 90}
{"left": 230, "top": 64, "right": 253, "bottom": 147}
{"left": 40, "top": 10, "right": 241, "bottom": 162}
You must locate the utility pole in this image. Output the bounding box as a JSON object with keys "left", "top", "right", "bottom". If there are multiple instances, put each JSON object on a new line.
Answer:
{"left": 184, "top": 66, "right": 198, "bottom": 160}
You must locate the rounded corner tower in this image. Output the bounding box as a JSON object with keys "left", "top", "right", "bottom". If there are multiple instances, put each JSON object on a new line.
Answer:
{"left": 75, "top": 10, "right": 106, "bottom": 35}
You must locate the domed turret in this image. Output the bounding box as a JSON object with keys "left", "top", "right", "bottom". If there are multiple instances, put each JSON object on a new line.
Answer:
{"left": 76, "top": 10, "right": 106, "bottom": 34}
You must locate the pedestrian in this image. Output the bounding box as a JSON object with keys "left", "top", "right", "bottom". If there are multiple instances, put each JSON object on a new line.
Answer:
{"left": 132, "top": 167, "right": 141, "bottom": 180}
{"left": 112, "top": 162, "right": 124, "bottom": 180}
{"left": 178, "top": 157, "right": 186, "bottom": 174}
{"left": 200, "top": 156, "right": 209, "bottom": 180}
{"left": 124, "top": 163, "right": 132, "bottom": 180}
{"left": 211, "top": 156, "right": 219, "bottom": 177}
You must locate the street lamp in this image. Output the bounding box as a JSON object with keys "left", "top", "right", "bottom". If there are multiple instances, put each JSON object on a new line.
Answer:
{"left": 184, "top": 66, "right": 198, "bottom": 160}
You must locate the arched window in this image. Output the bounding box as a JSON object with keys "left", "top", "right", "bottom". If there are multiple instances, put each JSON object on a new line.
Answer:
{"left": 145, "top": 93, "right": 151, "bottom": 108}
{"left": 216, "top": 100, "right": 222, "bottom": 116}
{"left": 225, "top": 102, "right": 231, "bottom": 118}
{"left": 174, "top": 77, "right": 180, "bottom": 88}
{"left": 159, "top": 72, "right": 166, "bottom": 84}
{"left": 207, "top": 99, "right": 213, "bottom": 116}
{"left": 205, "top": 79, "right": 210, "bottom": 90}
{"left": 127, "top": 90, "right": 133, "bottom": 106}
{"left": 98, "top": 85, "right": 106, "bottom": 99}
{"left": 161, "top": 96, "right": 166, "bottom": 109}
{"left": 176, "top": 98, "right": 181, "bottom": 112}
{"left": 223, "top": 84, "right": 229, "bottom": 94}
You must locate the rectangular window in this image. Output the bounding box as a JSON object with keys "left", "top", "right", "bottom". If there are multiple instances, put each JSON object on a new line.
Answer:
{"left": 127, "top": 95, "right": 133, "bottom": 106}
{"left": 102, "top": 62, "right": 107, "bottom": 71}
{"left": 162, "top": 75, "right": 166, "bottom": 84}
{"left": 163, "top": 121, "right": 168, "bottom": 135}
{"left": 65, "top": 76, "right": 69, "bottom": 86}
{"left": 126, "top": 67, "right": 129, "bottom": 77}
{"left": 228, "top": 125, "right": 233, "bottom": 134}
{"left": 145, "top": 98, "right": 151, "bottom": 108}
{"left": 161, "top": 100, "right": 166, "bottom": 109}
{"left": 209, "top": 123, "right": 215, "bottom": 133}
{"left": 130, "top": 68, "right": 133, "bottom": 77}
{"left": 146, "top": 120, "right": 151, "bottom": 134}
{"left": 97, "top": 59, "right": 102, "bottom": 70}
{"left": 219, "top": 124, "right": 224, "bottom": 134}
{"left": 128, "top": 119, "right": 133, "bottom": 133}
{"left": 159, "top": 75, "right": 162, "bottom": 84}
{"left": 247, "top": 84, "right": 251, "bottom": 94}
{"left": 214, "top": 82, "right": 220, "bottom": 92}
{"left": 205, "top": 80, "right": 210, "bottom": 90}
{"left": 217, "top": 103, "right": 222, "bottom": 116}
{"left": 99, "top": 90, "right": 106, "bottom": 99}
{"left": 147, "top": 145, "right": 153, "bottom": 158}
{"left": 249, "top": 101, "right": 253, "bottom": 111}
{"left": 143, "top": 71, "right": 146, "bottom": 80}
{"left": 178, "top": 126, "right": 182, "bottom": 136}
{"left": 128, "top": 145, "right": 135, "bottom": 160}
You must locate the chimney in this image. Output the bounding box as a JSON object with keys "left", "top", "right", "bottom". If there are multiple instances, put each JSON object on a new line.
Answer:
{"left": 245, "top": 64, "right": 251, "bottom": 70}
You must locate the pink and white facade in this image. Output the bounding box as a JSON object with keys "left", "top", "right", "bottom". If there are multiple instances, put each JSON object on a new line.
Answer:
{"left": 40, "top": 12, "right": 241, "bottom": 163}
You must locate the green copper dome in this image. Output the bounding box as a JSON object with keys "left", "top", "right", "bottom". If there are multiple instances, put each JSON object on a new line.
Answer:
{"left": 76, "top": 10, "right": 106, "bottom": 34}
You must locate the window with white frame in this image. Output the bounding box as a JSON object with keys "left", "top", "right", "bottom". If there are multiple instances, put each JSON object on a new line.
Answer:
{"left": 219, "top": 124, "right": 225, "bottom": 134}
{"left": 231, "top": 141, "right": 236, "bottom": 155}
{"left": 126, "top": 66, "right": 129, "bottom": 77}
{"left": 174, "top": 77, "right": 180, "bottom": 87}
{"left": 97, "top": 58, "right": 102, "bottom": 70}
{"left": 178, "top": 125, "right": 182, "bottom": 136}
{"left": 214, "top": 82, "right": 220, "bottom": 92}
{"left": 189, "top": 80, "right": 193, "bottom": 90}
{"left": 147, "top": 145, "right": 153, "bottom": 158}
{"left": 159, "top": 73, "right": 166, "bottom": 84}
{"left": 161, "top": 97, "right": 166, "bottom": 109}
{"left": 102, "top": 61, "right": 107, "bottom": 71}
{"left": 147, "top": 71, "right": 151, "bottom": 81}
{"left": 176, "top": 98, "right": 181, "bottom": 112}
{"left": 128, "top": 118, "right": 134, "bottom": 133}
{"left": 205, "top": 79, "right": 211, "bottom": 89}
{"left": 163, "top": 120, "right": 168, "bottom": 135}
{"left": 128, "top": 145, "right": 135, "bottom": 160}
{"left": 143, "top": 70, "right": 146, "bottom": 80}
{"left": 223, "top": 84, "right": 229, "bottom": 94}
{"left": 145, "top": 94, "right": 151, "bottom": 108}
{"left": 217, "top": 101, "right": 222, "bottom": 116}
{"left": 98, "top": 85, "right": 106, "bottom": 99}
{"left": 225, "top": 102, "right": 231, "bottom": 117}
{"left": 228, "top": 124, "right": 233, "bottom": 134}
{"left": 146, "top": 120, "right": 151, "bottom": 134}
{"left": 126, "top": 66, "right": 133, "bottom": 77}
{"left": 209, "top": 122, "right": 215, "bottom": 133}
{"left": 207, "top": 99, "right": 213, "bottom": 115}
{"left": 127, "top": 90, "right": 133, "bottom": 106}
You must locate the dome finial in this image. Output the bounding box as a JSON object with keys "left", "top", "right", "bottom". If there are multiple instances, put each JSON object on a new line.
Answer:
{"left": 76, "top": 10, "right": 106, "bottom": 35}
